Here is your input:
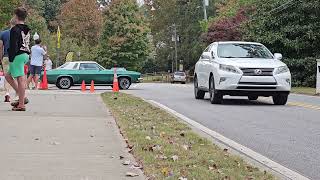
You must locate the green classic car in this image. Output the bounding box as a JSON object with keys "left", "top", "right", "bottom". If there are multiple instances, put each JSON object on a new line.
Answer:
{"left": 45, "top": 61, "right": 142, "bottom": 90}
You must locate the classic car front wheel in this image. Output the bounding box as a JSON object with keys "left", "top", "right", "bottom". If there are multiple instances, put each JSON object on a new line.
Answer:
{"left": 56, "top": 77, "right": 72, "bottom": 89}
{"left": 119, "top": 77, "right": 131, "bottom": 90}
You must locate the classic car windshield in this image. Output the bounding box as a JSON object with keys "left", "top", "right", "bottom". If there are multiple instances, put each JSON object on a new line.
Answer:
{"left": 218, "top": 43, "right": 273, "bottom": 59}
{"left": 57, "top": 63, "right": 76, "bottom": 70}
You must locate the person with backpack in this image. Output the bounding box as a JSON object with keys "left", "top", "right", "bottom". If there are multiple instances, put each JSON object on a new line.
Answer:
{"left": 0, "top": 18, "right": 16, "bottom": 102}
{"left": 5, "top": 7, "right": 31, "bottom": 111}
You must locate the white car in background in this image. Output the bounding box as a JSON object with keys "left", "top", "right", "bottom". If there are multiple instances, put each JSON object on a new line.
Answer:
{"left": 194, "top": 41, "right": 291, "bottom": 105}
{"left": 171, "top": 71, "right": 187, "bottom": 84}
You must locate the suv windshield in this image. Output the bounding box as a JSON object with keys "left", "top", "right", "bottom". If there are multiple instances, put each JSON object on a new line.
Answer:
{"left": 218, "top": 43, "right": 273, "bottom": 59}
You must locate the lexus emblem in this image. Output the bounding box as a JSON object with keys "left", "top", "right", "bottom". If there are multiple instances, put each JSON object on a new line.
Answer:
{"left": 254, "top": 69, "right": 263, "bottom": 75}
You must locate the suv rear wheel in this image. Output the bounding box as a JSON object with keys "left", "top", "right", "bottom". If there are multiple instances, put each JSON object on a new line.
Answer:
{"left": 209, "top": 76, "right": 223, "bottom": 104}
{"left": 194, "top": 76, "right": 205, "bottom": 99}
{"left": 273, "top": 94, "right": 288, "bottom": 105}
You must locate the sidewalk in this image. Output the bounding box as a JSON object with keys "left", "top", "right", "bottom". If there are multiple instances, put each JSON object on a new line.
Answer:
{"left": 0, "top": 90, "right": 144, "bottom": 180}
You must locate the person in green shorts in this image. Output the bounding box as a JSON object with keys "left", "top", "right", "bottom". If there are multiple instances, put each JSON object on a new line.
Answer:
{"left": 5, "top": 7, "right": 31, "bottom": 111}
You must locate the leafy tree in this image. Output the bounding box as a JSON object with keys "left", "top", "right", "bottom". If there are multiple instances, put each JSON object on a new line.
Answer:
{"left": 98, "top": 0, "right": 151, "bottom": 70}
{"left": 58, "top": 0, "right": 103, "bottom": 45}
{"left": 43, "top": 0, "right": 61, "bottom": 30}
{"left": 0, "top": 0, "right": 20, "bottom": 30}
{"left": 244, "top": 0, "right": 320, "bottom": 58}
{"left": 147, "top": 0, "right": 216, "bottom": 72}
{"left": 24, "top": 0, "right": 45, "bottom": 14}
{"left": 203, "top": 8, "right": 250, "bottom": 43}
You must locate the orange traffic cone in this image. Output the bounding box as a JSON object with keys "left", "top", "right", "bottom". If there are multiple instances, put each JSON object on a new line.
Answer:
{"left": 112, "top": 68, "right": 119, "bottom": 92}
{"left": 81, "top": 80, "right": 86, "bottom": 92}
{"left": 40, "top": 67, "right": 48, "bottom": 90}
{"left": 90, "top": 80, "right": 95, "bottom": 93}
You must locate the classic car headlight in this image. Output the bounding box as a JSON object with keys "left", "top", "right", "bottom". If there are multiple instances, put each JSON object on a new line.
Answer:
{"left": 274, "top": 66, "right": 289, "bottom": 75}
{"left": 219, "top": 64, "right": 241, "bottom": 74}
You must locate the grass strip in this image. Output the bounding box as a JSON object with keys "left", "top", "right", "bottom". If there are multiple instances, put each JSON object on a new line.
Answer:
{"left": 101, "top": 92, "right": 274, "bottom": 180}
{"left": 291, "top": 87, "right": 317, "bottom": 96}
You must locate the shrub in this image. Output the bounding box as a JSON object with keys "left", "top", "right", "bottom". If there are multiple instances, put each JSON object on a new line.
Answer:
{"left": 282, "top": 57, "right": 317, "bottom": 87}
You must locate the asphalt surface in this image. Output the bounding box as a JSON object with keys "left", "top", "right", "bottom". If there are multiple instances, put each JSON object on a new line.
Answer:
{"left": 126, "top": 83, "right": 320, "bottom": 180}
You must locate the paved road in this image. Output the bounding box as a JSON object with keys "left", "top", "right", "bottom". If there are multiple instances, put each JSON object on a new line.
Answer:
{"left": 0, "top": 90, "right": 143, "bottom": 180}
{"left": 126, "top": 83, "right": 320, "bottom": 180}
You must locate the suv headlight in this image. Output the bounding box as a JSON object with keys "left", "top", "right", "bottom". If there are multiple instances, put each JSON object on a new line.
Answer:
{"left": 219, "top": 64, "right": 241, "bottom": 74}
{"left": 274, "top": 66, "right": 289, "bottom": 75}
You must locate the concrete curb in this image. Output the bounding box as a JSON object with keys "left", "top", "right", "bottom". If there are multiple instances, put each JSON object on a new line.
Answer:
{"left": 148, "top": 100, "right": 310, "bottom": 180}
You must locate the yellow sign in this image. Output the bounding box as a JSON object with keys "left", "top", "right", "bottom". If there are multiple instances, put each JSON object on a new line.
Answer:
{"left": 57, "top": 26, "right": 61, "bottom": 49}
{"left": 65, "top": 52, "right": 74, "bottom": 62}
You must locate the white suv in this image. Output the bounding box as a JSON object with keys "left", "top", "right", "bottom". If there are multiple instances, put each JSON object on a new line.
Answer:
{"left": 194, "top": 41, "right": 291, "bottom": 105}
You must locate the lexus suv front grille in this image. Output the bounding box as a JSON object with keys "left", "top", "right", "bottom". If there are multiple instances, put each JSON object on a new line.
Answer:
{"left": 241, "top": 68, "right": 274, "bottom": 76}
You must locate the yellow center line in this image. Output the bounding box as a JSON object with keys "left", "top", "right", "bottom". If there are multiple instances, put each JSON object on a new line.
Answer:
{"left": 259, "top": 97, "right": 320, "bottom": 111}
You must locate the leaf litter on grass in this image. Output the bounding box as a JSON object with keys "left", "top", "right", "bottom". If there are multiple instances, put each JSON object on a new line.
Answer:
{"left": 101, "top": 93, "right": 275, "bottom": 180}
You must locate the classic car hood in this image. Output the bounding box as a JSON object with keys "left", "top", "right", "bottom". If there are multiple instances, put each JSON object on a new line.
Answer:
{"left": 219, "top": 58, "right": 286, "bottom": 68}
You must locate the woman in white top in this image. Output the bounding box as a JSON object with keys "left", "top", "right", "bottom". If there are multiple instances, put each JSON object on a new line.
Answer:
{"left": 44, "top": 55, "right": 53, "bottom": 70}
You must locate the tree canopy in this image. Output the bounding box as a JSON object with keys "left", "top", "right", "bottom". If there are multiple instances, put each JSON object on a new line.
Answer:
{"left": 98, "top": 0, "right": 151, "bottom": 70}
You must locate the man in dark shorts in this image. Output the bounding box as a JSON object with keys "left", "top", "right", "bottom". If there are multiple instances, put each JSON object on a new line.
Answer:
{"left": 5, "top": 7, "right": 31, "bottom": 111}
{"left": 27, "top": 38, "right": 47, "bottom": 89}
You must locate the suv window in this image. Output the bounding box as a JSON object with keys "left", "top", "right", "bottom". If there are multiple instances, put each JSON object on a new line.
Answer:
{"left": 80, "top": 63, "right": 100, "bottom": 70}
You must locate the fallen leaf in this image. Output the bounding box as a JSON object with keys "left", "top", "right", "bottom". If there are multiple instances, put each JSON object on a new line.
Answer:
{"left": 182, "top": 144, "right": 189, "bottom": 150}
{"left": 34, "top": 138, "right": 40, "bottom": 141}
{"left": 51, "top": 141, "right": 60, "bottom": 145}
{"left": 156, "top": 155, "right": 168, "bottom": 160}
{"left": 145, "top": 136, "right": 151, "bottom": 140}
{"left": 126, "top": 172, "right": 139, "bottom": 177}
{"left": 152, "top": 145, "right": 162, "bottom": 151}
{"left": 178, "top": 177, "right": 187, "bottom": 180}
{"left": 161, "top": 167, "right": 169, "bottom": 176}
{"left": 123, "top": 160, "right": 131, "bottom": 165}
{"left": 119, "top": 155, "right": 124, "bottom": 159}
{"left": 209, "top": 164, "right": 217, "bottom": 170}
{"left": 172, "top": 155, "right": 179, "bottom": 162}
{"left": 160, "top": 132, "right": 166, "bottom": 137}
{"left": 223, "top": 176, "right": 231, "bottom": 180}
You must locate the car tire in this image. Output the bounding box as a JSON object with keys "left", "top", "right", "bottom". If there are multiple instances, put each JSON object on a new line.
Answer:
{"left": 56, "top": 77, "right": 72, "bottom": 89}
{"left": 248, "top": 96, "right": 259, "bottom": 101}
{"left": 273, "top": 94, "right": 288, "bottom": 105}
{"left": 209, "top": 76, "right": 223, "bottom": 104}
{"left": 119, "top": 77, "right": 131, "bottom": 90}
{"left": 194, "top": 76, "right": 205, "bottom": 99}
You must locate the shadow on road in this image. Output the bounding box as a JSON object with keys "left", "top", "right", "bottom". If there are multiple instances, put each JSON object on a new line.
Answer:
{"left": 204, "top": 98, "right": 274, "bottom": 106}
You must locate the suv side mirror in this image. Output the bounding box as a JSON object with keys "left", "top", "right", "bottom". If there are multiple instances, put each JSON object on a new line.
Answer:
{"left": 201, "top": 52, "right": 212, "bottom": 61}
{"left": 274, "top": 53, "right": 283, "bottom": 60}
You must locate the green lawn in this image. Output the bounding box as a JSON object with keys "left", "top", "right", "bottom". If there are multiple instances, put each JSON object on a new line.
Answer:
{"left": 291, "top": 87, "right": 317, "bottom": 96}
{"left": 101, "top": 92, "right": 274, "bottom": 180}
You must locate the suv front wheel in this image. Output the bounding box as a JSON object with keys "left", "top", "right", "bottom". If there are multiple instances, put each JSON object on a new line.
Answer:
{"left": 194, "top": 76, "right": 205, "bottom": 99}
{"left": 209, "top": 76, "right": 223, "bottom": 104}
{"left": 273, "top": 94, "right": 288, "bottom": 105}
